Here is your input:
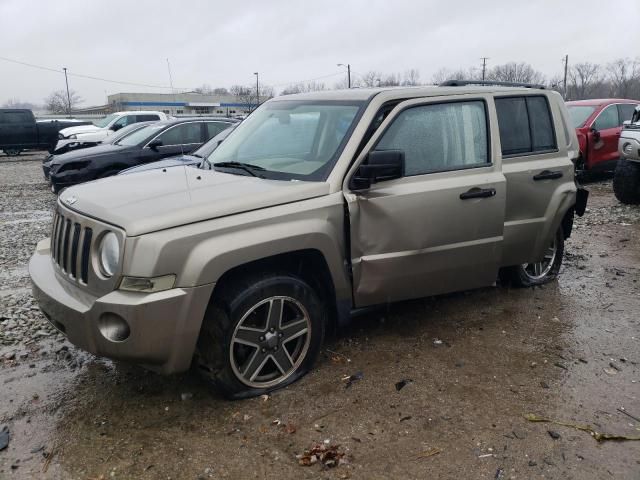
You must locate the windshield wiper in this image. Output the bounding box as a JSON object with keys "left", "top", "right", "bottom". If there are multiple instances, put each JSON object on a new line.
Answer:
{"left": 212, "top": 161, "right": 266, "bottom": 177}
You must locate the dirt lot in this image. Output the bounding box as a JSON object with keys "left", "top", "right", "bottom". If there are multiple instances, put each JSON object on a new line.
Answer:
{"left": 0, "top": 153, "right": 639, "bottom": 479}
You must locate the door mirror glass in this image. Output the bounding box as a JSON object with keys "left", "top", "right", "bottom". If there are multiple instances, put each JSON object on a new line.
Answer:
{"left": 350, "top": 150, "right": 405, "bottom": 190}
{"left": 111, "top": 124, "right": 122, "bottom": 132}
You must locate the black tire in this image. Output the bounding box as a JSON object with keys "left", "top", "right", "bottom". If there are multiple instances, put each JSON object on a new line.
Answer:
{"left": 4, "top": 148, "right": 21, "bottom": 156}
{"left": 613, "top": 158, "right": 640, "bottom": 205}
{"left": 195, "top": 273, "right": 326, "bottom": 399}
{"left": 500, "top": 228, "right": 564, "bottom": 287}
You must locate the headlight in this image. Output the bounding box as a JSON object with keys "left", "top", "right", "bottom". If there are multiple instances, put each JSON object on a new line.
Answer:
{"left": 98, "top": 232, "right": 120, "bottom": 277}
{"left": 623, "top": 142, "right": 633, "bottom": 155}
{"left": 69, "top": 134, "right": 77, "bottom": 139}
{"left": 119, "top": 275, "right": 176, "bottom": 293}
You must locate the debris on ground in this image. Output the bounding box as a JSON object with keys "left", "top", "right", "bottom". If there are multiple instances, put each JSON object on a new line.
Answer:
{"left": 494, "top": 467, "right": 505, "bottom": 479}
{"left": 327, "top": 349, "right": 351, "bottom": 364}
{"left": 297, "top": 443, "right": 348, "bottom": 468}
{"left": 617, "top": 407, "right": 640, "bottom": 423}
{"left": 548, "top": 430, "right": 561, "bottom": 440}
{"left": 180, "top": 392, "right": 193, "bottom": 401}
{"left": 0, "top": 425, "right": 9, "bottom": 450}
{"left": 415, "top": 447, "right": 441, "bottom": 459}
{"left": 342, "top": 372, "right": 363, "bottom": 389}
{"left": 525, "top": 413, "right": 640, "bottom": 442}
{"left": 395, "top": 379, "right": 413, "bottom": 391}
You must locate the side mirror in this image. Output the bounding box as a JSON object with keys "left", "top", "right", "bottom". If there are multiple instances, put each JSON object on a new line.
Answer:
{"left": 590, "top": 127, "right": 601, "bottom": 142}
{"left": 350, "top": 150, "right": 405, "bottom": 190}
{"left": 111, "top": 124, "right": 123, "bottom": 132}
{"left": 147, "top": 139, "right": 163, "bottom": 151}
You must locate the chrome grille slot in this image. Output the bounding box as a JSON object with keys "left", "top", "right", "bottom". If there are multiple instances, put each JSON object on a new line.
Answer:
{"left": 51, "top": 212, "right": 60, "bottom": 261}
{"left": 62, "top": 219, "right": 71, "bottom": 272}
{"left": 56, "top": 215, "right": 65, "bottom": 269}
{"left": 80, "top": 227, "right": 92, "bottom": 284}
{"left": 70, "top": 223, "right": 81, "bottom": 278}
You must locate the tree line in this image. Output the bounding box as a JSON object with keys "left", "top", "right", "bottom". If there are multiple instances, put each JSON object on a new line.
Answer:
{"left": 4, "top": 58, "right": 639, "bottom": 113}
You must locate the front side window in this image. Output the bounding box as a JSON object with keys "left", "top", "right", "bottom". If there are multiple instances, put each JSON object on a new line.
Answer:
{"left": 618, "top": 104, "right": 637, "bottom": 125}
{"left": 157, "top": 122, "right": 203, "bottom": 146}
{"left": 593, "top": 105, "right": 619, "bottom": 131}
{"left": 375, "top": 100, "right": 489, "bottom": 176}
{"left": 137, "top": 114, "right": 160, "bottom": 122}
{"left": 93, "top": 114, "right": 118, "bottom": 128}
{"left": 112, "top": 115, "right": 132, "bottom": 129}
{"left": 205, "top": 122, "right": 229, "bottom": 139}
{"left": 207, "top": 100, "right": 362, "bottom": 181}
{"left": 1, "top": 112, "right": 31, "bottom": 124}
{"left": 116, "top": 124, "right": 165, "bottom": 146}
{"left": 495, "top": 96, "right": 557, "bottom": 156}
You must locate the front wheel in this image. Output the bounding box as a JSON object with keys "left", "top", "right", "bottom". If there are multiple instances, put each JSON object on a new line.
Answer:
{"left": 196, "top": 274, "right": 326, "bottom": 399}
{"left": 500, "top": 228, "right": 564, "bottom": 287}
{"left": 613, "top": 158, "right": 640, "bottom": 205}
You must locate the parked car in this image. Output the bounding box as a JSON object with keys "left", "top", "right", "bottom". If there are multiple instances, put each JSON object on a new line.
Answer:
{"left": 614, "top": 105, "right": 640, "bottom": 204}
{"left": 30, "top": 83, "right": 587, "bottom": 398}
{"left": 566, "top": 99, "right": 640, "bottom": 174}
{"left": 57, "top": 111, "right": 170, "bottom": 141}
{"left": 43, "top": 121, "right": 157, "bottom": 180}
{"left": 50, "top": 120, "right": 158, "bottom": 156}
{"left": 118, "top": 123, "right": 237, "bottom": 175}
{"left": 0, "top": 109, "right": 90, "bottom": 155}
{"left": 48, "top": 118, "right": 236, "bottom": 192}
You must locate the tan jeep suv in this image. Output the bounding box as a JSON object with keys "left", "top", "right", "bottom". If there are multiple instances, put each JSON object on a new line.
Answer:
{"left": 29, "top": 82, "right": 588, "bottom": 398}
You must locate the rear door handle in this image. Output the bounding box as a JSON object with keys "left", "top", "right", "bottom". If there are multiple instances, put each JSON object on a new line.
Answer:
{"left": 533, "top": 170, "right": 563, "bottom": 181}
{"left": 459, "top": 187, "right": 496, "bottom": 200}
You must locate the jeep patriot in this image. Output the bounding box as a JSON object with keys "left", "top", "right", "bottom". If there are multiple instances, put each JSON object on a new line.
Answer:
{"left": 29, "top": 83, "right": 588, "bottom": 398}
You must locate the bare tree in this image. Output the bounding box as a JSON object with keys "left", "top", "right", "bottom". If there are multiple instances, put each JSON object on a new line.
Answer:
{"left": 229, "top": 84, "right": 274, "bottom": 111}
{"left": 213, "top": 87, "right": 229, "bottom": 95}
{"left": 488, "top": 62, "right": 545, "bottom": 84}
{"left": 431, "top": 67, "right": 479, "bottom": 84}
{"left": 43, "top": 89, "right": 82, "bottom": 114}
{"left": 402, "top": 69, "right": 421, "bottom": 86}
{"left": 194, "top": 84, "right": 214, "bottom": 95}
{"left": 2, "top": 98, "right": 37, "bottom": 110}
{"left": 281, "top": 81, "right": 326, "bottom": 95}
{"left": 359, "top": 71, "right": 382, "bottom": 87}
{"left": 607, "top": 58, "right": 640, "bottom": 98}
{"left": 568, "top": 62, "right": 601, "bottom": 100}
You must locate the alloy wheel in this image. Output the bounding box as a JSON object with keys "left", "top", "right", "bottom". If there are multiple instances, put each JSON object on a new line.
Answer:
{"left": 522, "top": 236, "right": 557, "bottom": 281}
{"left": 229, "top": 296, "right": 311, "bottom": 388}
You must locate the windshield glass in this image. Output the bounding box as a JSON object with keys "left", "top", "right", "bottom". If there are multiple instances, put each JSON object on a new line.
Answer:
{"left": 116, "top": 124, "right": 165, "bottom": 147}
{"left": 93, "top": 113, "right": 118, "bottom": 128}
{"left": 207, "top": 100, "right": 363, "bottom": 181}
{"left": 567, "top": 105, "right": 596, "bottom": 128}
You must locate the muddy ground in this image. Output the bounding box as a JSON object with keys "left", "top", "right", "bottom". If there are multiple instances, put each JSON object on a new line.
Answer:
{"left": 0, "top": 153, "right": 639, "bottom": 479}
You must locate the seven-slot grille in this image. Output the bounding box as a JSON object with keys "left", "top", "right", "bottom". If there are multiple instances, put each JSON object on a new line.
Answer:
{"left": 51, "top": 210, "right": 93, "bottom": 284}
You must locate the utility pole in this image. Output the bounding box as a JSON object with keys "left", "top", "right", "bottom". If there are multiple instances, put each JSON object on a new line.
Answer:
{"left": 337, "top": 63, "right": 351, "bottom": 88}
{"left": 254, "top": 72, "right": 259, "bottom": 111}
{"left": 63, "top": 67, "right": 71, "bottom": 117}
{"left": 562, "top": 54, "right": 569, "bottom": 100}
{"left": 481, "top": 57, "right": 489, "bottom": 83}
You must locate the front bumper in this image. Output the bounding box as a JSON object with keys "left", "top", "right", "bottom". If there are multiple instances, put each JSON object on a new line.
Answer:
{"left": 29, "top": 238, "right": 214, "bottom": 374}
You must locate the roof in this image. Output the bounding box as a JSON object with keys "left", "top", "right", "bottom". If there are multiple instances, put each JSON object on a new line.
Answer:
{"left": 566, "top": 99, "right": 640, "bottom": 106}
{"left": 270, "top": 85, "right": 551, "bottom": 103}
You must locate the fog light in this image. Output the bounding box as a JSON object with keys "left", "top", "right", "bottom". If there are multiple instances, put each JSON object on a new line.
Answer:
{"left": 98, "top": 313, "right": 130, "bottom": 342}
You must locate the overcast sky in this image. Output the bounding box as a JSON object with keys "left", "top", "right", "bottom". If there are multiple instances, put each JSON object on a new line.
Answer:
{"left": 1, "top": 0, "right": 639, "bottom": 106}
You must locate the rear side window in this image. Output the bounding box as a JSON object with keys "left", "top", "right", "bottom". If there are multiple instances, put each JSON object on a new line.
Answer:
{"left": 375, "top": 100, "right": 489, "bottom": 176}
{"left": 495, "top": 96, "right": 557, "bottom": 156}
{"left": 137, "top": 114, "right": 160, "bottom": 122}
{"left": 618, "top": 104, "right": 637, "bottom": 125}
{"left": 205, "top": 122, "right": 229, "bottom": 139}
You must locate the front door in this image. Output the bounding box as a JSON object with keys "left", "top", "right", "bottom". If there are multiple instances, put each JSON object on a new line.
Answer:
{"left": 587, "top": 104, "right": 621, "bottom": 169}
{"left": 345, "top": 97, "right": 506, "bottom": 307}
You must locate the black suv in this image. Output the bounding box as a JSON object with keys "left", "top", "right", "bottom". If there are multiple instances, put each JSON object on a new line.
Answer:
{"left": 48, "top": 118, "right": 237, "bottom": 192}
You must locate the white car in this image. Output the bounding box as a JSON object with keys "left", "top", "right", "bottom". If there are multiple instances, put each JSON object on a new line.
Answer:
{"left": 57, "top": 111, "right": 170, "bottom": 141}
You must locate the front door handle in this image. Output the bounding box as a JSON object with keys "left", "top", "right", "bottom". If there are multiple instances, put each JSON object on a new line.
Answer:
{"left": 533, "top": 170, "right": 563, "bottom": 181}
{"left": 459, "top": 187, "right": 496, "bottom": 200}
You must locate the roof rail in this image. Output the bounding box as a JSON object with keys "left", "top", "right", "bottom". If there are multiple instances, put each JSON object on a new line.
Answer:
{"left": 439, "top": 79, "right": 546, "bottom": 89}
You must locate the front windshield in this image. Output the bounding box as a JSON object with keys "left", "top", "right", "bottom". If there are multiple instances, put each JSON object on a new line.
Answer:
{"left": 93, "top": 113, "right": 118, "bottom": 128}
{"left": 116, "top": 124, "right": 165, "bottom": 147}
{"left": 567, "top": 105, "right": 596, "bottom": 128}
{"left": 207, "top": 100, "right": 362, "bottom": 181}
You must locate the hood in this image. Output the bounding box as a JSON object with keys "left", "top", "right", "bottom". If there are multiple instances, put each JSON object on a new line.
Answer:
{"left": 118, "top": 155, "right": 199, "bottom": 175}
{"left": 60, "top": 167, "right": 330, "bottom": 236}
{"left": 51, "top": 143, "right": 127, "bottom": 164}
{"left": 59, "top": 124, "right": 102, "bottom": 137}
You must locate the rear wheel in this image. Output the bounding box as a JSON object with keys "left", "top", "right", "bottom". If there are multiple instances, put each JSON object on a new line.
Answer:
{"left": 196, "top": 273, "right": 326, "bottom": 399}
{"left": 500, "top": 228, "right": 564, "bottom": 287}
{"left": 3, "top": 148, "right": 21, "bottom": 156}
{"left": 613, "top": 158, "right": 640, "bottom": 205}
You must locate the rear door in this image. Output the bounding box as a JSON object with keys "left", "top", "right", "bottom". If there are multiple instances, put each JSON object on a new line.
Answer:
{"left": 0, "top": 111, "right": 36, "bottom": 147}
{"left": 587, "top": 104, "right": 620, "bottom": 169}
{"left": 142, "top": 122, "right": 204, "bottom": 163}
{"left": 345, "top": 96, "right": 506, "bottom": 307}
{"left": 497, "top": 94, "right": 574, "bottom": 266}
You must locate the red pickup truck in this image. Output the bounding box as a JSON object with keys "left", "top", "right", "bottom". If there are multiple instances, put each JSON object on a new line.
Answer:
{"left": 566, "top": 99, "right": 640, "bottom": 174}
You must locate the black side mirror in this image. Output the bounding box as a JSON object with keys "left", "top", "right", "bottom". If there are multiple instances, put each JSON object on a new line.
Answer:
{"left": 350, "top": 150, "right": 405, "bottom": 190}
{"left": 147, "top": 139, "right": 163, "bottom": 151}
{"left": 590, "top": 127, "right": 601, "bottom": 142}
{"left": 111, "top": 124, "right": 123, "bottom": 132}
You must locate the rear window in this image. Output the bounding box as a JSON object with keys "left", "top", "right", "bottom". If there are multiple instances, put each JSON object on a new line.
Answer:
{"left": 495, "top": 96, "right": 557, "bottom": 157}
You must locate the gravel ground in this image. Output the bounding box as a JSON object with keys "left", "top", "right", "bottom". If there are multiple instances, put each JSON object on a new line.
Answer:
{"left": 0, "top": 154, "right": 639, "bottom": 479}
